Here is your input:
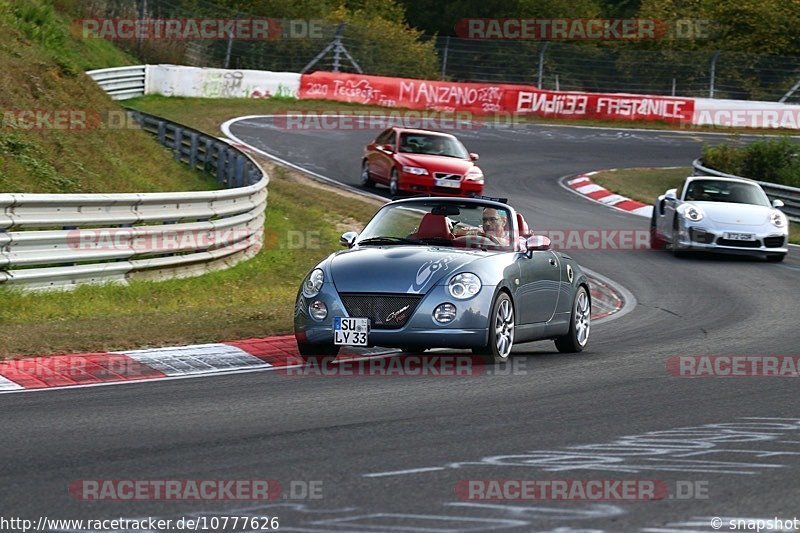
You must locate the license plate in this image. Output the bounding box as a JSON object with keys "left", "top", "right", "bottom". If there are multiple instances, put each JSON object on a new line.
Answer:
{"left": 334, "top": 317, "right": 369, "bottom": 346}
{"left": 724, "top": 232, "right": 754, "bottom": 241}
{"left": 434, "top": 178, "right": 461, "bottom": 189}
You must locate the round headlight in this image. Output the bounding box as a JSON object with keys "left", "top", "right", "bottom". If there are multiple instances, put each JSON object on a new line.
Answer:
{"left": 685, "top": 205, "right": 704, "bottom": 222}
{"left": 309, "top": 300, "right": 328, "bottom": 321}
{"left": 448, "top": 273, "right": 481, "bottom": 299}
{"left": 770, "top": 211, "right": 786, "bottom": 228}
{"left": 302, "top": 268, "right": 325, "bottom": 298}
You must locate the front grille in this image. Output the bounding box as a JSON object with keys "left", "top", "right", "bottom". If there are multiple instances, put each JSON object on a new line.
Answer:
{"left": 764, "top": 236, "right": 785, "bottom": 248}
{"left": 716, "top": 238, "right": 761, "bottom": 248}
{"left": 339, "top": 293, "right": 422, "bottom": 329}
{"left": 434, "top": 172, "right": 462, "bottom": 181}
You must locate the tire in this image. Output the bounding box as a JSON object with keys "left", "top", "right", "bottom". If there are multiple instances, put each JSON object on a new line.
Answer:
{"left": 766, "top": 253, "right": 786, "bottom": 263}
{"left": 473, "top": 292, "right": 515, "bottom": 364}
{"left": 671, "top": 218, "right": 687, "bottom": 258}
{"left": 360, "top": 160, "right": 375, "bottom": 188}
{"left": 297, "top": 342, "right": 339, "bottom": 364}
{"left": 554, "top": 285, "right": 591, "bottom": 353}
{"left": 389, "top": 168, "right": 400, "bottom": 197}
{"left": 650, "top": 211, "right": 665, "bottom": 250}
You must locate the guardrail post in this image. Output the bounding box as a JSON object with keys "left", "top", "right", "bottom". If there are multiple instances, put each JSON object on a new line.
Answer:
{"left": 157, "top": 121, "right": 166, "bottom": 145}
{"left": 173, "top": 127, "right": 184, "bottom": 161}
{"left": 189, "top": 133, "right": 199, "bottom": 168}
{"left": 235, "top": 155, "right": 246, "bottom": 188}
{"left": 226, "top": 148, "right": 237, "bottom": 188}
{"left": 216, "top": 145, "right": 226, "bottom": 185}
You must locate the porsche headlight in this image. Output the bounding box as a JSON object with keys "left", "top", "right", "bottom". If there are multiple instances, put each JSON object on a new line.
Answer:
{"left": 302, "top": 268, "right": 324, "bottom": 298}
{"left": 685, "top": 205, "right": 704, "bottom": 222}
{"left": 770, "top": 211, "right": 787, "bottom": 228}
{"left": 465, "top": 167, "right": 484, "bottom": 181}
{"left": 448, "top": 273, "right": 481, "bottom": 299}
{"left": 402, "top": 166, "right": 428, "bottom": 175}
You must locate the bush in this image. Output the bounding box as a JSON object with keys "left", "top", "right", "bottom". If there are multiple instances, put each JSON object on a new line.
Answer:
{"left": 702, "top": 139, "right": 800, "bottom": 187}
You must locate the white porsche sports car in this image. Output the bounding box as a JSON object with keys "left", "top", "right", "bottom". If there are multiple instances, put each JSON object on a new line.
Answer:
{"left": 651, "top": 176, "right": 789, "bottom": 262}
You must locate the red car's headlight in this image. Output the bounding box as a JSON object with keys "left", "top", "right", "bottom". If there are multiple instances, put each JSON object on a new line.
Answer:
{"left": 402, "top": 166, "right": 428, "bottom": 175}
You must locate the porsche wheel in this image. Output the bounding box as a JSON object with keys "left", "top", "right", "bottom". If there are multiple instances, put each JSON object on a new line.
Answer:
{"left": 389, "top": 168, "right": 400, "bottom": 197}
{"left": 297, "top": 342, "right": 339, "bottom": 365}
{"left": 360, "top": 160, "right": 375, "bottom": 188}
{"left": 554, "top": 286, "right": 590, "bottom": 353}
{"left": 473, "top": 292, "right": 514, "bottom": 364}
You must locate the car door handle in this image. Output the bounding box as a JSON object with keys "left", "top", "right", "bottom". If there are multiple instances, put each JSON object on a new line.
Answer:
{"left": 549, "top": 258, "right": 557, "bottom": 266}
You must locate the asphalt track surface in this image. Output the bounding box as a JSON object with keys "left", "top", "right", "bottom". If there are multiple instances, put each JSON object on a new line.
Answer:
{"left": 2, "top": 121, "right": 799, "bottom": 532}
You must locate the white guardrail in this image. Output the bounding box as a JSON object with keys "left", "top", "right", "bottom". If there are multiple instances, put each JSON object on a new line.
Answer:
{"left": 86, "top": 65, "right": 148, "bottom": 100}
{"left": 692, "top": 159, "right": 800, "bottom": 223}
{"left": 0, "top": 71, "right": 267, "bottom": 291}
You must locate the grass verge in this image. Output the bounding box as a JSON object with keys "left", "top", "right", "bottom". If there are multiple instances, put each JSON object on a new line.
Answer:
{"left": 591, "top": 167, "right": 800, "bottom": 245}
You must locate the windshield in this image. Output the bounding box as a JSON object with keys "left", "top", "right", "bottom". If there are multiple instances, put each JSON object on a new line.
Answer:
{"left": 398, "top": 133, "right": 470, "bottom": 159}
{"left": 684, "top": 179, "right": 769, "bottom": 206}
{"left": 357, "top": 201, "right": 515, "bottom": 251}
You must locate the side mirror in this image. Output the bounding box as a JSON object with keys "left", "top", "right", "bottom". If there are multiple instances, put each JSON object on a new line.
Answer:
{"left": 772, "top": 199, "right": 785, "bottom": 208}
{"left": 525, "top": 235, "right": 551, "bottom": 253}
{"left": 381, "top": 144, "right": 393, "bottom": 153}
{"left": 469, "top": 152, "right": 479, "bottom": 161}
{"left": 340, "top": 231, "right": 358, "bottom": 248}
{"left": 665, "top": 189, "right": 677, "bottom": 201}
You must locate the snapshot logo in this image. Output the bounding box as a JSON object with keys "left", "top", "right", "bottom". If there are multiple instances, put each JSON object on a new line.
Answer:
{"left": 75, "top": 18, "right": 323, "bottom": 40}
{"left": 454, "top": 479, "right": 709, "bottom": 501}
{"left": 667, "top": 355, "right": 800, "bottom": 377}
{"left": 66, "top": 229, "right": 260, "bottom": 254}
{"left": 455, "top": 18, "right": 712, "bottom": 41}
{"left": 273, "top": 111, "right": 481, "bottom": 131}
{"left": 279, "top": 355, "right": 526, "bottom": 377}
{"left": 68, "top": 479, "right": 323, "bottom": 501}
{"left": 689, "top": 108, "right": 800, "bottom": 129}
{"left": 534, "top": 229, "right": 653, "bottom": 251}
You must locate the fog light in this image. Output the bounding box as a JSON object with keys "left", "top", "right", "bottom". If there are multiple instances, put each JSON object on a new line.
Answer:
{"left": 309, "top": 300, "right": 327, "bottom": 321}
{"left": 433, "top": 303, "right": 456, "bottom": 324}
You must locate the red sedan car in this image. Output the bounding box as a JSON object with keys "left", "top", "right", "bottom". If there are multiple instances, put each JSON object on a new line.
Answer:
{"left": 361, "top": 128, "right": 484, "bottom": 197}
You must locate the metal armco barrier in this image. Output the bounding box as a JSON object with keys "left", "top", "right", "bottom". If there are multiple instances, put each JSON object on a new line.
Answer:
{"left": 0, "top": 107, "right": 268, "bottom": 290}
{"left": 86, "top": 65, "right": 147, "bottom": 100}
{"left": 693, "top": 159, "right": 800, "bottom": 223}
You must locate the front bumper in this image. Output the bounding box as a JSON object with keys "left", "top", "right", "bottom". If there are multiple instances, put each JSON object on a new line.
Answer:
{"left": 294, "top": 283, "right": 494, "bottom": 348}
{"left": 676, "top": 223, "right": 788, "bottom": 256}
{"left": 398, "top": 172, "right": 484, "bottom": 197}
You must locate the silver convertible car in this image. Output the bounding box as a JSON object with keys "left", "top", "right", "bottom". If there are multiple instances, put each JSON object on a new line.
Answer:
{"left": 651, "top": 176, "right": 789, "bottom": 262}
{"left": 294, "top": 197, "right": 591, "bottom": 363}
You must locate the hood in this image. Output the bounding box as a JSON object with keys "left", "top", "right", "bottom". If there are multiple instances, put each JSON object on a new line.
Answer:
{"left": 395, "top": 154, "right": 474, "bottom": 175}
{"left": 330, "top": 246, "right": 488, "bottom": 294}
{"left": 691, "top": 202, "right": 770, "bottom": 226}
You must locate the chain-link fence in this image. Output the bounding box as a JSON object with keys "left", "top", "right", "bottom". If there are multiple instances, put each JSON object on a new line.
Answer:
{"left": 78, "top": 0, "right": 800, "bottom": 102}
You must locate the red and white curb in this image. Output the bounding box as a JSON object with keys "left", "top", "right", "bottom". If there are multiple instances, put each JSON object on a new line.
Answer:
{"left": 0, "top": 272, "right": 626, "bottom": 394}
{"left": 565, "top": 172, "right": 653, "bottom": 218}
